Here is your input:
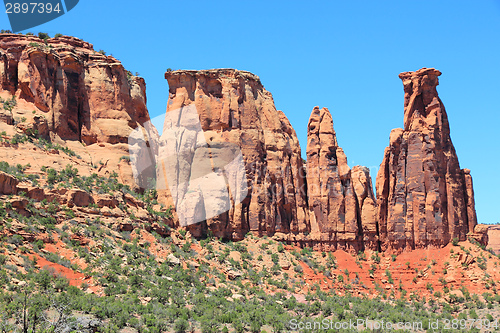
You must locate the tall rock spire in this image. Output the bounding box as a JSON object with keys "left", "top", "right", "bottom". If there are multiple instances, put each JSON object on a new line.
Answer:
{"left": 306, "top": 106, "right": 378, "bottom": 252}
{"left": 376, "top": 68, "right": 477, "bottom": 251}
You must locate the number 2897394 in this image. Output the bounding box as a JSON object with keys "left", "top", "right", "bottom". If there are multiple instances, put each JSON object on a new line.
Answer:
{"left": 5, "top": 2, "right": 62, "bottom": 14}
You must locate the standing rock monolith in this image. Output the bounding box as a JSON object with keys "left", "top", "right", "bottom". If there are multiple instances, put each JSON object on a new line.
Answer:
{"left": 376, "top": 68, "right": 477, "bottom": 251}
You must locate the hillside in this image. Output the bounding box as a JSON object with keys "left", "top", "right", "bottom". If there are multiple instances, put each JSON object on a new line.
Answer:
{"left": 0, "top": 33, "right": 499, "bottom": 333}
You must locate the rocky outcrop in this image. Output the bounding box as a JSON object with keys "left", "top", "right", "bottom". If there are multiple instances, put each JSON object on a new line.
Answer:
{"left": 0, "top": 35, "right": 484, "bottom": 254}
{"left": 0, "top": 171, "right": 18, "bottom": 194}
{"left": 468, "top": 224, "right": 489, "bottom": 247}
{"left": 0, "top": 34, "right": 149, "bottom": 144}
{"left": 351, "top": 166, "right": 379, "bottom": 250}
{"left": 376, "top": 68, "right": 477, "bottom": 251}
{"left": 487, "top": 225, "right": 500, "bottom": 254}
{"left": 156, "top": 69, "right": 309, "bottom": 240}
{"left": 305, "top": 106, "right": 359, "bottom": 250}
{"left": 305, "top": 107, "right": 378, "bottom": 252}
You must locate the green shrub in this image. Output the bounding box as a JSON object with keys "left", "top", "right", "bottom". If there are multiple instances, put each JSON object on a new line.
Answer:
{"left": 371, "top": 252, "right": 381, "bottom": 263}
{"left": 9, "top": 234, "right": 23, "bottom": 245}
{"left": 38, "top": 32, "right": 50, "bottom": 40}
{"left": 277, "top": 243, "right": 284, "bottom": 253}
{"left": 174, "top": 318, "right": 189, "bottom": 333}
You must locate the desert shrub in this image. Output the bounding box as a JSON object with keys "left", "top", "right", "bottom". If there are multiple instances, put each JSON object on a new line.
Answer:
{"left": 371, "top": 252, "right": 381, "bottom": 263}
{"left": 174, "top": 318, "right": 189, "bottom": 333}
{"left": 9, "top": 235, "right": 23, "bottom": 245}
{"left": 38, "top": 32, "right": 50, "bottom": 40}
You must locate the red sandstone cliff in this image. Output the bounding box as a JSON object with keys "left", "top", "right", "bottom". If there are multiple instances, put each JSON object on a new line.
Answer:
{"left": 305, "top": 106, "right": 378, "bottom": 252}
{"left": 0, "top": 34, "right": 149, "bottom": 144}
{"left": 487, "top": 225, "right": 500, "bottom": 254}
{"left": 159, "top": 69, "right": 309, "bottom": 240}
{"left": 0, "top": 34, "right": 152, "bottom": 189}
{"left": 0, "top": 34, "right": 487, "bottom": 252}
{"left": 376, "top": 68, "right": 478, "bottom": 251}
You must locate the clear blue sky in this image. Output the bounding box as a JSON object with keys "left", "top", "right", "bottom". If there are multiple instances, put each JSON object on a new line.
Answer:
{"left": 2, "top": 0, "right": 499, "bottom": 224}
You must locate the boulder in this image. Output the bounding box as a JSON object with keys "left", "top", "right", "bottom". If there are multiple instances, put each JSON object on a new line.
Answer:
{"left": 167, "top": 254, "right": 181, "bottom": 265}
{"left": 468, "top": 224, "right": 489, "bottom": 246}
{"left": 67, "top": 189, "right": 93, "bottom": 207}
{"left": 0, "top": 171, "right": 18, "bottom": 194}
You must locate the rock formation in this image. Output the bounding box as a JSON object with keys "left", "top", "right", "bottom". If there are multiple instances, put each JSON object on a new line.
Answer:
{"left": 0, "top": 33, "right": 485, "bottom": 252}
{"left": 351, "top": 165, "right": 379, "bottom": 250}
{"left": 305, "top": 106, "right": 378, "bottom": 252}
{"left": 0, "top": 34, "right": 149, "bottom": 144}
{"left": 157, "top": 69, "right": 309, "bottom": 240}
{"left": 487, "top": 225, "right": 500, "bottom": 254}
{"left": 468, "top": 224, "right": 489, "bottom": 247}
{"left": 0, "top": 34, "right": 154, "bottom": 190}
{"left": 376, "top": 68, "right": 477, "bottom": 251}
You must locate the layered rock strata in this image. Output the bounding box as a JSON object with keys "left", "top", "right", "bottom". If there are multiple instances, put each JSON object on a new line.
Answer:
{"left": 376, "top": 68, "right": 478, "bottom": 251}
{"left": 0, "top": 34, "right": 149, "bottom": 144}
{"left": 305, "top": 106, "right": 378, "bottom": 252}
{"left": 157, "top": 69, "right": 309, "bottom": 240}
{"left": 0, "top": 34, "right": 485, "bottom": 252}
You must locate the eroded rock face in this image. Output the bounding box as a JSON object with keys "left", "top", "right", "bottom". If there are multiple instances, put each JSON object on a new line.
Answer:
{"left": 351, "top": 166, "right": 379, "bottom": 250}
{"left": 305, "top": 107, "right": 378, "bottom": 252}
{"left": 376, "top": 68, "right": 477, "bottom": 251}
{"left": 158, "top": 69, "right": 309, "bottom": 240}
{"left": 1, "top": 37, "right": 483, "bottom": 253}
{"left": 468, "top": 224, "right": 489, "bottom": 247}
{"left": 0, "top": 34, "right": 149, "bottom": 144}
{"left": 306, "top": 106, "right": 359, "bottom": 250}
{"left": 0, "top": 171, "right": 18, "bottom": 194}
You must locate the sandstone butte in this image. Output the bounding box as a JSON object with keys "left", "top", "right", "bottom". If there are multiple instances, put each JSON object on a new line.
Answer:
{"left": 0, "top": 34, "right": 491, "bottom": 253}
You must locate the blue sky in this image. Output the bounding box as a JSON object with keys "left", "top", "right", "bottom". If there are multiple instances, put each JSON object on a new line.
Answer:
{"left": 2, "top": 0, "right": 499, "bottom": 224}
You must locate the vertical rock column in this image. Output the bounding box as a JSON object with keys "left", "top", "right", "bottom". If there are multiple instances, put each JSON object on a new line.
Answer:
{"left": 352, "top": 166, "right": 379, "bottom": 250}
{"left": 376, "top": 68, "right": 477, "bottom": 251}
{"left": 306, "top": 106, "right": 363, "bottom": 251}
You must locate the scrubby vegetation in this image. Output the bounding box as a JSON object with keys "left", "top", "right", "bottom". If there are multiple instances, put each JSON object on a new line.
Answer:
{"left": 0, "top": 231, "right": 499, "bottom": 332}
